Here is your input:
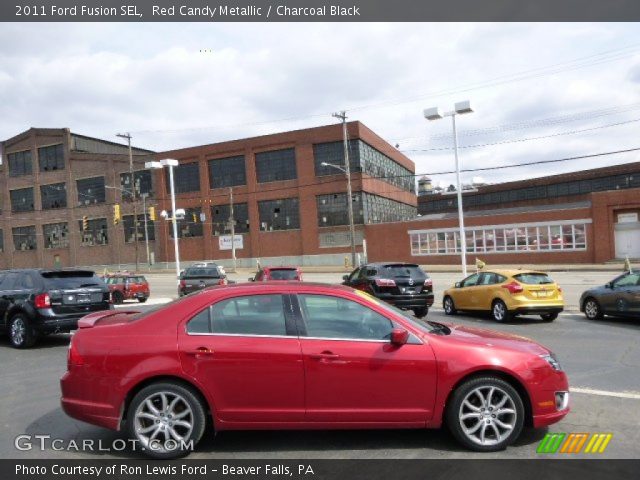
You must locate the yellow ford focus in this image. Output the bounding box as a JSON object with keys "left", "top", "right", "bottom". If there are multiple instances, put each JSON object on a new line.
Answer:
{"left": 442, "top": 270, "right": 564, "bottom": 322}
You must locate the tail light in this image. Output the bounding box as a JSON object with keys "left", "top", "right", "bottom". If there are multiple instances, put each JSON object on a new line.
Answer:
{"left": 34, "top": 293, "right": 51, "bottom": 309}
{"left": 557, "top": 287, "right": 563, "bottom": 293}
{"left": 424, "top": 278, "right": 433, "bottom": 287}
{"left": 375, "top": 278, "right": 396, "bottom": 287}
{"left": 67, "top": 336, "right": 84, "bottom": 367}
{"left": 179, "top": 279, "right": 186, "bottom": 288}
{"left": 502, "top": 281, "right": 524, "bottom": 294}
{"left": 218, "top": 278, "right": 227, "bottom": 285}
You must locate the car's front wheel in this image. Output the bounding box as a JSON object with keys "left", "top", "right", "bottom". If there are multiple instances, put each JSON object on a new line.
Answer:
{"left": 413, "top": 307, "right": 428, "bottom": 318}
{"left": 446, "top": 376, "right": 525, "bottom": 452}
{"left": 583, "top": 298, "right": 603, "bottom": 320}
{"left": 443, "top": 296, "right": 457, "bottom": 315}
{"left": 138, "top": 297, "right": 148, "bottom": 303}
{"left": 9, "top": 314, "right": 37, "bottom": 349}
{"left": 112, "top": 291, "right": 124, "bottom": 305}
{"left": 127, "top": 382, "right": 207, "bottom": 459}
{"left": 492, "top": 300, "right": 512, "bottom": 322}
{"left": 541, "top": 313, "right": 558, "bottom": 322}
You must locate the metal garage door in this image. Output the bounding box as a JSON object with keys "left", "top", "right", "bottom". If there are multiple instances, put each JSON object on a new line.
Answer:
{"left": 615, "top": 223, "right": 640, "bottom": 258}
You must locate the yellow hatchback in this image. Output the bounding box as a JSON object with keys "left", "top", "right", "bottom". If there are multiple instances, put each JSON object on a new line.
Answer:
{"left": 442, "top": 270, "right": 564, "bottom": 322}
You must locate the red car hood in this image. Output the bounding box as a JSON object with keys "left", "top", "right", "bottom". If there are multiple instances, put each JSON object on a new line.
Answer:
{"left": 440, "top": 323, "right": 550, "bottom": 356}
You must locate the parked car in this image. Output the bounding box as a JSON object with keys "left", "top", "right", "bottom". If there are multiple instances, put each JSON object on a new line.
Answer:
{"left": 103, "top": 272, "right": 150, "bottom": 304}
{"left": 0, "top": 269, "right": 111, "bottom": 348}
{"left": 580, "top": 270, "right": 640, "bottom": 320}
{"left": 178, "top": 264, "right": 228, "bottom": 296}
{"left": 341, "top": 262, "right": 433, "bottom": 318}
{"left": 442, "top": 270, "right": 564, "bottom": 322}
{"left": 249, "top": 266, "right": 303, "bottom": 282}
{"left": 61, "top": 282, "right": 570, "bottom": 458}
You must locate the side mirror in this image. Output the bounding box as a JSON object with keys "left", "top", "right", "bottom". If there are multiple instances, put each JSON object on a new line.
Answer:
{"left": 248, "top": 277, "right": 254, "bottom": 282}
{"left": 455, "top": 282, "right": 462, "bottom": 288}
{"left": 342, "top": 275, "right": 349, "bottom": 282}
{"left": 606, "top": 282, "right": 613, "bottom": 289}
{"left": 390, "top": 328, "right": 409, "bottom": 346}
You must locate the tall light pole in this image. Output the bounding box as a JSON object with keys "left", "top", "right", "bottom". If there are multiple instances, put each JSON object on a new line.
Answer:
{"left": 229, "top": 187, "right": 237, "bottom": 272}
{"left": 141, "top": 193, "right": 151, "bottom": 269}
{"left": 424, "top": 100, "right": 474, "bottom": 277}
{"left": 146, "top": 159, "right": 181, "bottom": 282}
{"left": 116, "top": 132, "right": 140, "bottom": 272}
{"left": 330, "top": 111, "right": 357, "bottom": 268}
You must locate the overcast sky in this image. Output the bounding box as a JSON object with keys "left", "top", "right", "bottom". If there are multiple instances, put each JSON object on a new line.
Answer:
{"left": 1, "top": 22, "right": 639, "bottom": 187}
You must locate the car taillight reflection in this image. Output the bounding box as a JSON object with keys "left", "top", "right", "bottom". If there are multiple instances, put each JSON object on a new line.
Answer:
{"left": 502, "top": 281, "right": 524, "bottom": 294}
{"left": 34, "top": 293, "right": 51, "bottom": 308}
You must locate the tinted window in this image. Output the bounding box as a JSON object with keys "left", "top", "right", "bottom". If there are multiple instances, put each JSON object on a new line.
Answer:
{"left": 184, "top": 268, "right": 220, "bottom": 278}
{"left": 479, "top": 273, "right": 501, "bottom": 285}
{"left": 268, "top": 269, "right": 298, "bottom": 280}
{"left": 17, "top": 273, "right": 35, "bottom": 290}
{"left": 613, "top": 273, "right": 640, "bottom": 288}
{"left": 211, "top": 295, "right": 287, "bottom": 336}
{"left": 187, "top": 308, "right": 211, "bottom": 334}
{"left": 513, "top": 273, "right": 554, "bottom": 285}
{"left": 299, "top": 294, "right": 392, "bottom": 341}
{"left": 461, "top": 273, "right": 480, "bottom": 287}
{"left": 41, "top": 271, "right": 103, "bottom": 289}
{"left": 381, "top": 264, "right": 426, "bottom": 279}
{"left": 1, "top": 273, "right": 19, "bottom": 290}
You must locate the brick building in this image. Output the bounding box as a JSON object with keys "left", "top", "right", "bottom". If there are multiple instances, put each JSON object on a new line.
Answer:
{"left": 363, "top": 161, "right": 640, "bottom": 265}
{"left": 152, "top": 121, "right": 417, "bottom": 267}
{"left": 0, "top": 128, "right": 155, "bottom": 269}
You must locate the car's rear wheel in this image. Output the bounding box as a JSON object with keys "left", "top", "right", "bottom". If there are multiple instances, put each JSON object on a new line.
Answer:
{"left": 541, "top": 313, "right": 558, "bottom": 322}
{"left": 138, "top": 297, "right": 148, "bottom": 303}
{"left": 9, "top": 314, "right": 37, "bottom": 349}
{"left": 443, "top": 296, "right": 457, "bottom": 315}
{"left": 583, "top": 298, "right": 603, "bottom": 320}
{"left": 492, "top": 300, "right": 512, "bottom": 322}
{"left": 112, "top": 291, "right": 124, "bottom": 305}
{"left": 127, "top": 382, "right": 206, "bottom": 459}
{"left": 446, "top": 376, "right": 524, "bottom": 452}
{"left": 413, "top": 307, "right": 428, "bottom": 318}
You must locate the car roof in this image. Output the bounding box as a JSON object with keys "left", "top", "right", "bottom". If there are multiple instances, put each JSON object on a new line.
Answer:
{"left": 364, "top": 262, "right": 420, "bottom": 268}
{"left": 263, "top": 266, "right": 300, "bottom": 270}
{"left": 482, "top": 269, "right": 550, "bottom": 276}
{"left": 201, "top": 281, "right": 352, "bottom": 294}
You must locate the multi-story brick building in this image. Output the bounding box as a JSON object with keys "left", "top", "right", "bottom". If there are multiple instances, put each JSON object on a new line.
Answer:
{"left": 0, "top": 128, "right": 155, "bottom": 269}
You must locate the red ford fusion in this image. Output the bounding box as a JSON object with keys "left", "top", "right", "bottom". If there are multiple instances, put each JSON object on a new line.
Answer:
{"left": 60, "top": 283, "right": 569, "bottom": 458}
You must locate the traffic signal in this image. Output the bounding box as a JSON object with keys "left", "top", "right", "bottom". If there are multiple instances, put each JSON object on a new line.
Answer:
{"left": 82, "top": 216, "right": 88, "bottom": 231}
{"left": 148, "top": 206, "right": 156, "bottom": 221}
{"left": 113, "top": 204, "right": 121, "bottom": 225}
{"left": 192, "top": 212, "right": 197, "bottom": 223}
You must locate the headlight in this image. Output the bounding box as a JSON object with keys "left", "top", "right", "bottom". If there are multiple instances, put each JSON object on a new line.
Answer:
{"left": 540, "top": 353, "right": 562, "bottom": 371}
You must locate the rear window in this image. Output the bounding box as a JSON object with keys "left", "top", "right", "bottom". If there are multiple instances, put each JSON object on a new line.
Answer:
{"left": 184, "top": 268, "right": 221, "bottom": 278}
{"left": 268, "top": 269, "right": 299, "bottom": 280}
{"left": 381, "top": 264, "right": 426, "bottom": 279}
{"left": 41, "top": 271, "right": 103, "bottom": 289}
{"left": 513, "top": 273, "right": 554, "bottom": 285}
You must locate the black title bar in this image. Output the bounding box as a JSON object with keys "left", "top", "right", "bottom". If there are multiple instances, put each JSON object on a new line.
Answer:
{"left": 2, "top": 0, "right": 640, "bottom": 22}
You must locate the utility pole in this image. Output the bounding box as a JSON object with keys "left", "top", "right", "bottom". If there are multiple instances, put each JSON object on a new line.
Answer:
{"left": 116, "top": 132, "right": 140, "bottom": 272}
{"left": 141, "top": 193, "right": 151, "bottom": 269}
{"left": 229, "top": 187, "right": 237, "bottom": 272}
{"left": 332, "top": 111, "right": 357, "bottom": 268}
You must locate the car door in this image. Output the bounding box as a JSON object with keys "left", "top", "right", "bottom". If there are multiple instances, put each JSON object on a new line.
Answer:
{"left": 295, "top": 293, "right": 437, "bottom": 424}
{"left": 453, "top": 273, "right": 481, "bottom": 310}
{"left": 0, "top": 272, "right": 13, "bottom": 329}
{"left": 610, "top": 272, "right": 640, "bottom": 316}
{"left": 178, "top": 293, "right": 305, "bottom": 423}
{"left": 470, "top": 272, "right": 499, "bottom": 310}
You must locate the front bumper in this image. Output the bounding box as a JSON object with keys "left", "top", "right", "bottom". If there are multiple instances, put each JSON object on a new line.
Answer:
{"left": 530, "top": 369, "right": 571, "bottom": 428}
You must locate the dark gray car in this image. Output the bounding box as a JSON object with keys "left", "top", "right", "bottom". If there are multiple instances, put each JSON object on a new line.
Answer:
{"left": 178, "top": 265, "right": 228, "bottom": 296}
{"left": 580, "top": 271, "right": 640, "bottom": 320}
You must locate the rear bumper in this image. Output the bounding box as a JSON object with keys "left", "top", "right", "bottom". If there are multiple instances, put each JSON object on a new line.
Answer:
{"left": 376, "top": 293, "right": 434, "bottom": 310}
{"left": 34, "top": 307, "right": 112, "bottom": 333}
{"left": 513, "top": 305, "right": 563, "bottom": 315}
{"left": 60, "top": 371, "right": 121, "bottom": 431}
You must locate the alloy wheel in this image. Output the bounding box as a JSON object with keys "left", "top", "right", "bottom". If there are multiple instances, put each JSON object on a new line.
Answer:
{"left": 10, "top": 318, "right": 25, "bottom": 346}
{"left": 584, "top": 299, "right": 601, "bottom": 320}
{"left": 458, "top": 386, "right": 517, "bottom": 446}
{"left": 493, "top": 301, "right": 507, "bottom": 321}
{"left": 443, "top": 297, "right": 455, "bottom": 315}
{"left": 133, "top": 391, "right": 194, "bottom": 453}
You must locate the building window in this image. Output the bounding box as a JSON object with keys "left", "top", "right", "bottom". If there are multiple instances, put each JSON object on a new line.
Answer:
{"left": 43, "top": 223, "right": 69, "bottom": 249}
{"left": 120, "top": 170, "right": 153, "bottom": 201}
{"left": 211, "top": 203, "right": 249, "bottom": 235}
{"left": 123, "top": 214, "right": 155, "bottom": 242}
{"left": 165, "top": 162, "right": 200, "bottom": 194}
{"left": 313, "top": 141, "right": 360, "bottom": 177}
{"left": 409, "top": 221, "right": 589, "bottom": 256}
{"left": 258, "top": 198, "right": 300, "bottom": 231}
{"left": 10, "top": 188, "right": 35, "bottom": 212}
{"left": 316, "top": 192, "right": 364, "bottom": 226}
{"left": 8, "top": 150, "right": 33, "bottom": 177}
{"left": 41, "top": 183, "right": 67, "bottom": 210}
{"left": 362, "top": 192, "right": 416, "bottom": 224}
{"left": 78, "top": 218, "right": 108, "bottom": 246}
{"left": 208, "top": 155, "right": 247, "bottom": 189}
{"left": 169, "top": 207, "right": 203, "bottom": 238}
{"left": 38, "top": 144, "right": 65, "bottom": 172}
{"left": 255, "top": 148, "right": 297, "bottom": 183}
{"left": 13, "top": 226, "right": 37, "bottom": 251}
{"left": 76, "top": 177, "right": 106, "bottom": 205}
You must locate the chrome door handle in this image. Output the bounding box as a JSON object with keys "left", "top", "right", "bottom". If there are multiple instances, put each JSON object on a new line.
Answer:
{"left": 186, "top": 347, "right": 214, "bottom": 356}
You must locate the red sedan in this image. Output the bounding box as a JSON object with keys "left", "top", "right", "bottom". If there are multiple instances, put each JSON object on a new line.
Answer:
{"left": 61, "top": 283, "right": 569, "bottom": 458}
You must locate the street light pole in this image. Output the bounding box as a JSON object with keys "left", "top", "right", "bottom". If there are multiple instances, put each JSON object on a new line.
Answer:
{"left": 117, "top": 132, "right": 140, "bottom": 272}
{"left": 141, "top": 193, "right": 151, "bottom": 269}
{"left": 424, "top": 101, "right": 474, "bottom": 277}
{"left": 332, "top": 111, "right": 357, "bottom": 268}
{"left": 229, "top": 187, "right": 237, "bottom": 272}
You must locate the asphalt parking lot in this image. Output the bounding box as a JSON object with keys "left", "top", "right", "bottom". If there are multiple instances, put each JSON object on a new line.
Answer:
{"left": 0, "top": 271, "right": 638, "bottom": 459}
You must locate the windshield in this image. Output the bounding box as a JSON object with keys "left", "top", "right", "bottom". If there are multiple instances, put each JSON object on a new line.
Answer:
{"left": 381, "top": 264, "right": 426, "bottom": 279}
{"left": 184, "top": 268, "right": 220, "bottom": 278}
{"left": 268, "top": 269, "right": 298, "bottom": 280}
{"left": 41, "top": 271, "right": 103, "bottom": 289}
{"left": 513, "top": 273, "right": 554, "bottom": 285}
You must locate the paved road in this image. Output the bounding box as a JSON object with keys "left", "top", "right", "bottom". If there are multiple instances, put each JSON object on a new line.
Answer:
{"left": 1, "top": 281, "right": 638, "bottom": 459}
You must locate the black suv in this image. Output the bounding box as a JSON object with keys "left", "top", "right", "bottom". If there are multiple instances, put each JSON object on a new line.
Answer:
{"left": 178, "top": 264, "right": 228, "bottom": 296}
{"left": 0, "top": 269, "right": 111, "bottom": 348}
{"left": 342, "top": 262, "right": 434, "bottom": 318}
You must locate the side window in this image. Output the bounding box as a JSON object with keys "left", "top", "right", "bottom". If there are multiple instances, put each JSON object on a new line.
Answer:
{"left": 0, "top": 274, "right": 6, "bottom": 287}
{"left": 613, "top": 273, "right": 640, "bottom": 288}
{"left": 255, "top": 270, "right": 264, "bottom": 281}
{"left": 211, "top": 294, "right": 287, "bottom": 336}
{"left": 18, "top": 273, "right": 34, "bottom": 289}
{"left": 479, "top": 273, "right": 498, "bottom": 285}
{"left": 186, "top": 307, "right": 211, "bottom": 334}
{"left": 366, "top": 268, "right": 377, "bottom": 277}
{"left": 347, "top": 268, "right": 360, "bottom": 283}
{"left": 461, "top": 273, "right": 480, "bottom": 287}
{"left": 2, "top": 273, "right": 19, "bottom": 290}
{"left": 299, "top": 294, "right": 393, "bottom": 341}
